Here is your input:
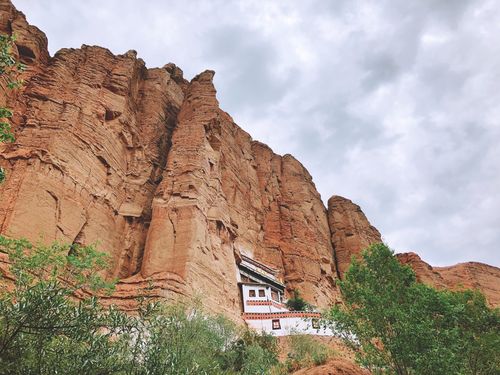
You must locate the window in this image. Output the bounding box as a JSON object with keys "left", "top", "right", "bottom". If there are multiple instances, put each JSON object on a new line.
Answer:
{"left": 272, "top": 319, "right": 281, "bottom": 330}
{"left": 271, "top": 290, "right": 279, "bottom": 301}
{"left": 249, "top": 289, "right": 256, "bottom": 297}
{"left": 312, "top": 319, "right": 320, "bottom": 329}
{"left": 258, "top": 289, "right": 266, "bottom": 297}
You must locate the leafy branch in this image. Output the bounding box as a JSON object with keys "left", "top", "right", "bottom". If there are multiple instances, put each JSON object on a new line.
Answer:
{"left": 0, "top": 33, "right": 26, "bottom": 184}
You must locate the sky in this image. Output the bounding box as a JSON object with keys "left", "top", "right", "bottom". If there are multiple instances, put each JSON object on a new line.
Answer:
{"left": 13, "top": 0, "right": 500, "bottom": 267}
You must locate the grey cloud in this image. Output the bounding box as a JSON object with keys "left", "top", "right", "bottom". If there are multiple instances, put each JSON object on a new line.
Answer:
{"left": 361, "top": 53, "right": 401, "bottom": 90}
{"left": 202, "top": 25, "right": 297, "bottom": 111}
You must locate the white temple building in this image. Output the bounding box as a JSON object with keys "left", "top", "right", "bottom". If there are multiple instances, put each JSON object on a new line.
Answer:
{"left": 237, "top": 255, "right": 333, "bottom": 336}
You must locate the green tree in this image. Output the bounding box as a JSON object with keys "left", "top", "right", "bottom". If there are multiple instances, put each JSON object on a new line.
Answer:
{"left": 134, "top": 304, "right": 281, "bottom": 375}
{"left": 328, "top": 243, "right": 500, "bottom": 375}
{"left": 0, "top": 236, "right": 131, "bottom": 375}
{"left": 135, "top": 302, "right": 235, "bottom": 375}
{"left": 286, "top": 289, "right": 310, "bottom": 312}
{"left": 0, "top": 34, "right": 25, "bottom": 183}
{"left": 455, "top": 290, "right": 500, "bottom": 375}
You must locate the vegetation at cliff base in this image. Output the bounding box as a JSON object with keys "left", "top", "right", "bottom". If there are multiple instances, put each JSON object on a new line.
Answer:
{"left": 284, "top": 334, "right": 330, "bottom": 371}
{"left": 329, "top": 243, "right": 500, "bottom": 375}
{"left": 0, "top": 235, "right": 305, "bottom": 375}
{"left": 3, "top": 235, "right": 497, "bottom": 375}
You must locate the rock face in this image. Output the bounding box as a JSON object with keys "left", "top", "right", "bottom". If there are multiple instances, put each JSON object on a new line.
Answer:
{"left": 398, "top": 253, "right": 500, "bottom": 307}
{"left": 0, "top": 0, "right": 499, "bottom": 319}
{"left": 0, "top": 1, "right": 337, "bottom": 318}
{"left": 327, "top": 196, "right": 382, "bottom": 278}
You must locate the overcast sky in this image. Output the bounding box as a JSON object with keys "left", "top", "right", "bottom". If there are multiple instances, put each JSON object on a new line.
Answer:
{"left": 13, "top": 0, "right": 500, "bottom": 267}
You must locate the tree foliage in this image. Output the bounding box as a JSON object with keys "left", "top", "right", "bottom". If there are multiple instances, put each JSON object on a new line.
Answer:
{"left": 0, "top": 235, "right": 281, "bottom": 375}
{"left": 0, "top": 34, "right": 24, "bottom": 89}
{"left": 0, "top": 236, "right": 126, "bottom": 375}
{"left": 329, "top": 243, "right": 500, "bottom": 375}
{"left": 221, "top": 329, "right": 280, "bottom": 375}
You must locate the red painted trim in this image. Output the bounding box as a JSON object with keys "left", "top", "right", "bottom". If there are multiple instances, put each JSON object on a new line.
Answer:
{"left": 246, "top": 300, "right": 286, "bottom": 309}
{"left": 242, "top": 312, "right": 322, "bottom": 320}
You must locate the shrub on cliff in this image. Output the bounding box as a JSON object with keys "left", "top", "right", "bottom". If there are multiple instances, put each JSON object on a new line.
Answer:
{"left": 286, "top": 289, "right": 311, "bottom": 312}
{"left": 0, "top": 33, "right": 25, "bottom": 184}
{"left": 329, "top": 243, "right": 500, "bottom": 375}
{"left": 285, "top": 334, "right": 331, "bottom": 371}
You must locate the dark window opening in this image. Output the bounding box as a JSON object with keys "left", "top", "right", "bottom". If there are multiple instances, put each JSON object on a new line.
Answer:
{"left": 258, "top": 289, "right": 266, "bottom": 297}
{"left": 249, "top": 290, "right": 256, "bottom": 298}
{"left": 271, "top": 290, "right": 279, "bottom": 301}
{"left": 312, "top": 319, "right": 320, "bottom": 329}
{"left": 272, "top": 319, "right": 281, "bottom": 330}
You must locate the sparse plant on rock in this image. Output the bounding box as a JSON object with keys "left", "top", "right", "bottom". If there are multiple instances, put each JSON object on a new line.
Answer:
{"left": 286, "top": 333, "right": 331, "bottom": 371}
{"left": 286, "top": 289, "right": 311, "bottom": 312}
{"left": 0, "top": 33, "right": 25, "bottom": 184}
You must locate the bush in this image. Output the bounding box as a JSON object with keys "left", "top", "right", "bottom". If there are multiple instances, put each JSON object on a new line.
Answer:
{"left": 285, "top": 334, "right": 331, "bottom": 371}
{"left": 221, "top": 328, "right": 279, "bottom": 374}
{"left": 239, "top": 344, "right": 276, "bottom": 375}
{"left": 286, "top": 289, "right": 311, "bottom": 312}
{"left": 329, "top": 243, "right": 500, "bottom": 375}
{"left": 135, "top": 303, "right": 235, "bottom": 374}
{"left": 0, "top": 236, "right": 129, "bottom": 375}
{"left": 0, "top": 235, "right": 283, "bottom": 374}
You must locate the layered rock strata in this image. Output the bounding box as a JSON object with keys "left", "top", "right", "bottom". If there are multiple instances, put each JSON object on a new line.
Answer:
{"left": 327, "top": 196, "right": 382, "bottom": 278}
{"left": 0, "top": 1, "right": 338, "bottom": 318}
{"left": 0, "top": 0, "right": 498, "bottom": 319}
{"left": 398, "top": 252, "right": 500, "bottom": 307}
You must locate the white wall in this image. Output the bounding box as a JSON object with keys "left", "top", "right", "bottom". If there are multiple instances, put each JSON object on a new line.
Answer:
{"left": 241, "top": 283, "right": 334, "bottom": 337}
{"left": 246, "top": 316, "right": 334, "bottom": 337}
{"left": 242, "top": 284, "right": 287, "bottom": 313}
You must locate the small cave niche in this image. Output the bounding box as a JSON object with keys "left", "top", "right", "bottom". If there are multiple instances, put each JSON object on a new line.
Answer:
{"left": 105, "top": 109, "right": 122, "bottom": 121}
{"left": 216, "top": 219, "right": 224, "bottom": 232}
{"left": 17, "top": 45, "right": 36, "bottom": 64}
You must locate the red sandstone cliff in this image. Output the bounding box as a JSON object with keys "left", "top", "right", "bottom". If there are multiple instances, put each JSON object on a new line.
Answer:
{"left": 0, "top": 0, "right": 498, "bottom": 324}
{"left": 398, "top": 252, "right": 500, "bottom": 307}
{"left": 0, "top": 1, "right": 337, "bottom": 318}
{"left": 327, "top": 196, "right": 382, "bottom": 278}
